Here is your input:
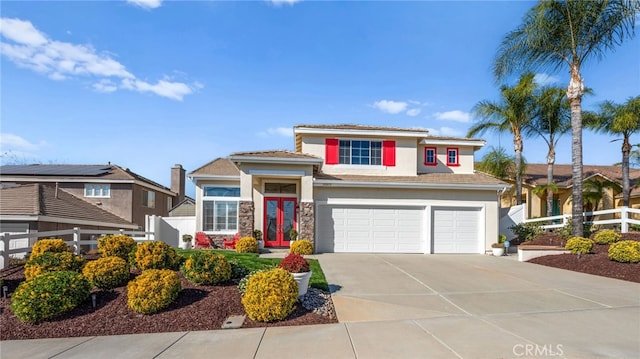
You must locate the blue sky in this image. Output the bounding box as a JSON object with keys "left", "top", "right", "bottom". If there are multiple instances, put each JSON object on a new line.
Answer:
{"left": 1, "top": 0, "right": 639, "bottom": 198}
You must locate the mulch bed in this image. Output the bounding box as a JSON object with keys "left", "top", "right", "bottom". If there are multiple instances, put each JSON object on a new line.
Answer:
{"left": 525, "top": 232, "right": 640, "bottom": 284}
{"left": 0, "top": 265, "right": 336, "bottom": 340}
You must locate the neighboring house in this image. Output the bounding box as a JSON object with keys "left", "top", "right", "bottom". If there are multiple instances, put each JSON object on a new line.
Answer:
{"left": 169, "top": 197, "right": 196, "bottom": 217}
{"left": 0, "top": 163, "right": 186, "bottom": 229}
{"left": 189, "top": 124, "right": 508, "bottom": 254}
{"left": 498, "top": 163, "right": 640, "bottom": 218}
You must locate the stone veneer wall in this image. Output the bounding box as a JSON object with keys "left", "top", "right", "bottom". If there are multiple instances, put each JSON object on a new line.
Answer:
{"left": 299, "top": 202, "right": 315, "bottom": 246}
{"left": 239, "top": 201, "right": 255, "bottom": 238}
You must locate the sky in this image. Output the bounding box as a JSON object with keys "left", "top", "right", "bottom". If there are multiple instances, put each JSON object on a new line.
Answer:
{"left": 1, "top": 0, "right": 639, "bottom": 198}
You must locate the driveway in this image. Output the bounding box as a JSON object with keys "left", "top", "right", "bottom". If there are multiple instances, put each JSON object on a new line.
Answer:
{"left": 317, "top": 253, "right": 640, "bottom": 358}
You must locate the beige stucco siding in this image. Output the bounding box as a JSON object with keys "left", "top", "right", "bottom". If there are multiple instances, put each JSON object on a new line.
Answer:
{"left": 417, "top": 145, "right": 475, "bottom": 175}
{"left": 301, "top": 135, "right": 418, "bottom": 176}
{"left": 60, "top": 183, "right": 134, "bottom": 222}
{"left": 314, "top": 186, "right": 500, "bottom": 253}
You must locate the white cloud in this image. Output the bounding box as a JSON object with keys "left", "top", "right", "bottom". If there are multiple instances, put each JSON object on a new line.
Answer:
{"left": 433, "top": 110, "right": 471, "bottom": 123}
{"left": 0, "top": 133, "right": 47, "bottom": 151}
{"left": 406, "top": 108, "right": 421, "bottom": 117}
{"left": 259, "top": 127, "right": 293, "bottom": 137}
{"left": 0, "top": 17, "right": 198, "bottom": 101}
{"left": 372, "top": 100, "right": 408, "bottom": 114}
{"left": 268, "top": 0, "right": 301, "bottom": 6}
{"left": 534, "top": 73, "right": 560, "bottom": 86}
{"left": 127, "top": 0, "right": 162, "bottom": 10}
{"left": 425, "top": 127, "right": 463, "bottom": 137}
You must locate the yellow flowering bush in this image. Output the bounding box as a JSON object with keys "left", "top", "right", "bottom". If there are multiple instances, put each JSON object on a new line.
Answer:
{"left": 241, "top": 268, "right": 298, "bottom": 322}
{"left": 24, "top": 252, "right": 85, "bottom": 281}
{"left": 30, "top": 239, "right": 68, "bottom": 258}
{"left": 131, "top": 241, "right": 180, "bottom": 270}
{"left": 608, "top": 240, "right": 640, "bottom": 263}
{"left": 593, "top": 229, "right": 621, "bottom": 245}
{"left": 82, "top": 256, "right": 130, "bottom": 289}
{"left": 98, "top": 234, "right": 137, "bottom": 261}
{"left": 289, "top": 239, "right": 313, "bottom": 255}
{"left": 10, "top": 270, "right": 91, "bottom": 323}
{"left": 127, "top": 269, "right": 181, "bottom": 314}
{"left": 565, "top": 237, "right": 594, "bottom": 255}
{"left": 181, "top": 251, "right": 231, "bottom": 285}
{"left": 235, "top": 236, "right": 258, "bottom": 253}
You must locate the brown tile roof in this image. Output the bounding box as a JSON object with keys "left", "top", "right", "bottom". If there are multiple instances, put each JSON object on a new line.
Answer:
{"left": 314, "top": 172, "right": 507, "bottom": 187}
{"left": 521, "top": 164, "right": 640, "bottom": 187}
{"left": 229, "top": 150, "right": 322, "bottom": 160}
{"left": 189, "top": 158, "right": 240, "bottom": 176}
{"left": 295, "top": 124, "right": 429, "bottom": 133}
{"left": 0, "top": 184, "right": 133, "bottom": 227}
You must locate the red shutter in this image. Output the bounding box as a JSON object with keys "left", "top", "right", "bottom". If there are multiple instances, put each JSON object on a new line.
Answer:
{"left": 383, "top": 140, "right": 396, "bottom": 166}
{"left": 325, "top": 138, "right": 339, "bottom": 164}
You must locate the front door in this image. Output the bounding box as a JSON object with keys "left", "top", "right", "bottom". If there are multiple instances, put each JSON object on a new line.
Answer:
{"left": 264, "top": 198, "right": 297, "bottom": 247}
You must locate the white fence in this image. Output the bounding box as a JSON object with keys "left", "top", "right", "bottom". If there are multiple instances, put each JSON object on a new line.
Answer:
{"left": 0, "top": 227, "right": 155, "bottom": 270}
{"left": 522, "top": 206, "right": 640, "bottom": 233}
{"left": 499, "top": 204, "right": 526, "bottom": 241}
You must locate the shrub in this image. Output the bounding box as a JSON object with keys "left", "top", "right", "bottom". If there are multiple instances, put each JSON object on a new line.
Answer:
{"left": 241, "top": 268, "right": 298, "bottom": 322}
{"left": 131, "top": 241, "right": 180, "bottom": 271}
{"left": 237, "top": 269, "right": 269, "bottom": 294}
{"left": 278, "top": 253, "right": 310, "bottom": 273}
{"left": 10, "top": 270, "right": 91, "bottom": 323}
{"left": 181, "top": 251, "right": 231, "bottom": 285}
{"left": 127, "top": 269, "right": 181, "bottom": 314}
{"left": 565, "top": 237, "right": 593, "bottom": 255}
{"left": 289, "top": 239, "right": 313, "bottom": 255}
{"left": 98, "top": 234, "right": 137, "bottom": 261}
{"left": 24, "top": 252, "right": 85, "bottom": 281}
{"left": 558, "top": 221, "right": 595, "bottom": 240}
{"left": 593, "top": 229, "right": 621, "bottom": 245}
{"left": 509, "top": 223, "right": 542, "bottom": 242}
{"left": 229, "top": 260, "right": 251, "bottom": 280}
{"left": 82, "top": 256, "right": 130, "bottom": 289}
{"left": 30, "top": 239, "right": 68, "bottom": 258}
{"left": 608, "top": 240, "right": 640, "bottom": 263}
{"left": 235, "top": 237, "right": 258, "bottom": 253}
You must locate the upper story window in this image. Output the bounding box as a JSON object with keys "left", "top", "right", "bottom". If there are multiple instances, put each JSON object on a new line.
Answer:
{"left": 202, "top": 186, "right": 240, "bottom": 233}
{"left": 84, "top": 184, "right": 110, "bottom": 198}
{"left": 424, "top": 147, "right": 437, "bottom": 166}
{"left": 326, "top": 138, "right": 396, "bottom": 166}
{"left": 446, "top": 147, "right": 459, "bottom": 166}
{"left": 142, "top": 190, "right": 156, "bottom": 208}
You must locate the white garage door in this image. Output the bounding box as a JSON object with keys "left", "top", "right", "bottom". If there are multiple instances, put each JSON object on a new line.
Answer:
{"left": 317, "top": 206, "right": 424, "bottom": 253}
{"left": 432, "top": 207, "right": 481, "bottom": 254}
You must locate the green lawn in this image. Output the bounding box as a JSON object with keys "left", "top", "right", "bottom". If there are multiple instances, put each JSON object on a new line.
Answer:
{"left": 176, "top": 249, "right": 330, "bottom": 291}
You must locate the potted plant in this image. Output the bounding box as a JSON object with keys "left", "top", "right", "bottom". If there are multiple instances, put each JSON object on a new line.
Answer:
{"left": 289, "top": 228, "right": 298, "bottom": 242}
{"left": 491, "top": 242, "right": 505, "bottom": 256}
{"left": 278, "top": 253, "right": 311, "bottom": 298}
{"left": 180, "top": 234, "right": 193, "bottom": 250}
{"left": 253, "top": 229, "right": 264, "bottom": 250}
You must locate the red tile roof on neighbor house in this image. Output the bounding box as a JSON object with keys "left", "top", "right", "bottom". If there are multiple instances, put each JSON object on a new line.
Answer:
{"left": 0, "top": 184, "right": 134, "bottom": 227}
{"left": 521, "top": 164, "right": 640, "bottom": 187}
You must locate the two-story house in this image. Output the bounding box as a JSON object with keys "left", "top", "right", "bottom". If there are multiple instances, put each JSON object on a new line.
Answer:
{"left": 189, "top": 124, "right": 508, "bottom": 254}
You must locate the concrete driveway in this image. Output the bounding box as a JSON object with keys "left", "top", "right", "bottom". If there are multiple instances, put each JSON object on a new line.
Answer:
{"left": 318, "top": 253, "right": 640, "bottom": 358}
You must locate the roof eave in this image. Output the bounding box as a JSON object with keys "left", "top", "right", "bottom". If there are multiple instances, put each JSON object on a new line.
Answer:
{"left": 313, "top": 179, "right": 508, "bottom": 191}
{"left": 228, "top": 156, "right": 323, "bottom": 165}
{"left": 294, "top": 127, "right": 429, "bottom": 138}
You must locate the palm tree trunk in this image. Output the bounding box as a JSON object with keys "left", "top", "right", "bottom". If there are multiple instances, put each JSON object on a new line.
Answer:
{"left": 622, "top": 135, "right": 631, "bottom": 207}
{"left": 514, "top": 134, "right": 523, "bottom": 205}
{"left": 568, "top": 65, "right": 584, "bottom": 237}
{"left": 546, "top": 148, "right": 555, "bottom": 218}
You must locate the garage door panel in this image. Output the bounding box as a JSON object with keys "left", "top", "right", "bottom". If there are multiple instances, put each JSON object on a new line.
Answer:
{"left": 432, "top": 207, "right": 481, "bottom": 254}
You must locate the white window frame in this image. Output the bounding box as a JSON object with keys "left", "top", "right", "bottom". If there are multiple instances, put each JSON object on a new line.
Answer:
{"left": 84, "top": 184, "right": 111, "bottom": 198}
{"left": 202, "top": 186, "right": 240, "bottom": 234}
{"left": 338, "top": 139, "right": 382, "bottom": 166}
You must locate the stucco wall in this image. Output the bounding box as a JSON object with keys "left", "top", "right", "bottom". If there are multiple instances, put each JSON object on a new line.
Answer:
{"left": 61, "top": 183, "right": 133, "bottom": 222}
{"left": 417, "top": 145, "right": 475, "bottom": 174}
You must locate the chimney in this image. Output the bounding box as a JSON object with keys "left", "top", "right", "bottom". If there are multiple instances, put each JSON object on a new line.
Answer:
{"left": 171, "top": 164, "right": 186, "bottom": 204}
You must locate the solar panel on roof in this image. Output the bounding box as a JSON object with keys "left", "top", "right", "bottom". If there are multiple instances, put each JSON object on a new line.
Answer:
{"left": 0, "top": 165, "right": 112, "bottom": 176}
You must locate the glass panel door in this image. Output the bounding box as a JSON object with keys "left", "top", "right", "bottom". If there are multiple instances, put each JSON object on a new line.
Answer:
{"left": 263, "top": 197, "right": 297, "bottom": 247}
{"left": 265, "top": 199, "right": 278, "bottom": 244}
{"left": 282, "top": 199, "right": 296, "bottom": 245}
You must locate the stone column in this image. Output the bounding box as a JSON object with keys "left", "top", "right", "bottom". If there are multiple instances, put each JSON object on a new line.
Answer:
{"left": 239, "top": 201, "right": 254, "bottom": 238}
{"left": 299, "top": 202, "right": 315, "bottom": 246}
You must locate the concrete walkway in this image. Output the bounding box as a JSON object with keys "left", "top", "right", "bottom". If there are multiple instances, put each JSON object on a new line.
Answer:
{"left": 2, "top": 254, "right": 639, "bottom": 358}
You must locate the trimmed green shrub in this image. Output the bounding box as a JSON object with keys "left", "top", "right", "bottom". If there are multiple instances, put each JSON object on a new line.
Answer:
{"left": 30, "top": 239, "right": 68, "bottom": 258}
{"left": 229, "top": 260, "right": 251, "bottom": 280}
{"left": 289, "top": 239, "right": 313, "bottom": 255}
{"left": 181, "top": 251, "right": 231, "bottom": 285}
{"left": 131, "top": 241, "right": 180, "bottom": 271}
{"left": 235, "top": 237, "right": 258, "bottom": 253}
{"left": 82, "top": 256, "right": 130, "bottom": 289}
{"left": 608, "top": 240, "right": 640, "bottom": 263}
{"left": 241, "top": 268, "right": 298, "bottom": 322}
{"left": 127, "top": 269, "right": 181, "bottom": 314}
{"left": 98, "top": 234, "right": 137, "bottom": 261}
{"left": 509, "top": 223, "right": 542, "bottom": 242}
{"left": 10, "top": 270, "right": 91, "bottom": 323}
{"left": 565, "top": 237, "right": 593, "bottom": 255}
{"left": 24, "top": 252, "right": 85, "bottom": 281}
{"left": 593, "top": 229, "right": 621, "bottom": 245}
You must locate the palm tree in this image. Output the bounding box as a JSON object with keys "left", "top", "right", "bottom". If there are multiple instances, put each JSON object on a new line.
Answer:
{"left": 585, "top": 96, "right": 640, "bottom": 207}
{"left": 525, "top": 86, "right": 571, "bottom": 216}
{"left": 468, "top": 72, "right": 537, "bottom": 205}
{"left": 582, "top": 177, "right": 622, "bottom": 222}
{"left": 494, "top": 0, "right": 640, "bottom": 236}
{"left": 476, "top": 146, "right": 519, "bottom": 180}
